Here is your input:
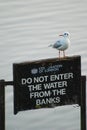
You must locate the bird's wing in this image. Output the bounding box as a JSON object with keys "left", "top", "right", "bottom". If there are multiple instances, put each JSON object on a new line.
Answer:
{"left": 53, "top": 41, "right": 62, "bottom": 49}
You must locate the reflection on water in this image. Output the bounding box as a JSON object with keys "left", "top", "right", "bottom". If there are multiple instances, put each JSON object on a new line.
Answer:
{"left": 0, "top": 0, "right": 87, "bottom": 130}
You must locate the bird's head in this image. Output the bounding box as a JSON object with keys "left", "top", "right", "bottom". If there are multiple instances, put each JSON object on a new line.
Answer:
{"left": 59, "top": 32, "right": 70, "bottom": 38}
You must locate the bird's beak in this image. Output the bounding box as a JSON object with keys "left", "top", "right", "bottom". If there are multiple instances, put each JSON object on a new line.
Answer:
{"left": 59, "top": 34, "right": 63, "bottom": 36}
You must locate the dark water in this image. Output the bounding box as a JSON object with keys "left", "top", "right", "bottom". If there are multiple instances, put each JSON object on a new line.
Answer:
{"left": 0, "top": 0, "right": 87, "bottom": 129}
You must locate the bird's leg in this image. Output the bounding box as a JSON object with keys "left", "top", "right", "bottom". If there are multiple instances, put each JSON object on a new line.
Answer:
{"left": 59, "top": 50, "right": 60, "bottom": 58}
{"left": 63, "top": 51, "right": 65, "bottom": 57}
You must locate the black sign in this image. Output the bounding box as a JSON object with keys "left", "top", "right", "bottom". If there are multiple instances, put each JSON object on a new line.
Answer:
{"left": 13, "top": 56, "right": 81, "bottom": 114}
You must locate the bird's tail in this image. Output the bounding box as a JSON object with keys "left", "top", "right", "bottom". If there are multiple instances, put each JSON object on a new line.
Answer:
{"left": 48, "top": 44, "right": 53, "bottom": 47}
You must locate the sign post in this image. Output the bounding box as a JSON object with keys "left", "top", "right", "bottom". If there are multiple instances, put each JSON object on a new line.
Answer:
{"left": 81, "top": 76, "right": 86, "bottom": 130}
{"left": 13, "top": 56, "right": 81, "bottom": 114}
{"left": 0, "top": 80, "right": 13, "bottom": 130}
{"left": 0, "top": 80, "right": 5, "bottom": 130}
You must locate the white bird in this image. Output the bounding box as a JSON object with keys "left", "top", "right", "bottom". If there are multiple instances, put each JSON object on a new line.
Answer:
{"left": 49, "top": 32, "right": 70, "bottom": 58}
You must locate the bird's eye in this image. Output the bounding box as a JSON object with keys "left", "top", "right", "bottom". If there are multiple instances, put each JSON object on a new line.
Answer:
{"left": 64, "top": 33, "right": 68, "bottom": 36}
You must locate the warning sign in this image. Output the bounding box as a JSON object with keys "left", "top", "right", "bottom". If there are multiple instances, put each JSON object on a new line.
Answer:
{"left": 13, "top": 56, "right": 81, "bottom": 114}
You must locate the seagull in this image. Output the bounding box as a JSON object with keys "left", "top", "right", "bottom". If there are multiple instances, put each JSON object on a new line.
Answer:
{"left": 49, "top": 32, "right": 70, "bottom": 58}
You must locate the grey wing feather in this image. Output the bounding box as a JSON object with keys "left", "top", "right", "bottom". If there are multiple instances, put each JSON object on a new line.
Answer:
{"left": 53, "top": 41, "right": 62, "bottom": 48}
